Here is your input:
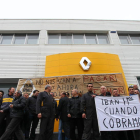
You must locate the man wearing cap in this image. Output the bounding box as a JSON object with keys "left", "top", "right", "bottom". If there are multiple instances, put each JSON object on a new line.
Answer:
{"left": 36, "top": 85, "right": 55, "bottom": 140}
{"left": 0, "top": 90, "right": 26, "bottom": 140}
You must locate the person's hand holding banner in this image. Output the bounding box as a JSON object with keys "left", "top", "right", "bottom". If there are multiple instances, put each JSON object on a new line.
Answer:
{"left": 95, "top": 95, "right": 140, "bottom": 131}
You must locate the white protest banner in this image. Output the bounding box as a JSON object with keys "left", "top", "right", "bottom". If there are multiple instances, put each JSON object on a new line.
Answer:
{"left": 95, "top": 95, "right": 140, "bottom": 131}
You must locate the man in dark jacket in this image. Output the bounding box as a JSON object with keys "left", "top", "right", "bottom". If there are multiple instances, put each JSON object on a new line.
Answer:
{"left": 81, "top": 83, "right": 100, "bottom": 140}
{"left": 36, "top": 85, "right": 55, "bottom": 140}
{"left": 0, "top": 87, "right": 15, "bottom": 137}
{"left": 67, "top": 89, "right": 83, "bottom": 140}
{"left": 21, "top": 92, "right": 30, "bottom": 140}
{"left": 50, "top": 92, "right": 57, "bottom": 116}
{"left": 56, "top": 92, "right": 70, "bottom": 140}
{"left": 0, "top": 90, "right": 26, "bottom": 140}
{"left": 26, "top": 90, "right": 39, "bottom": 140}
{"left": 99, "top": 86, "right": 111, "bottom": 97}
{"left": 111, "top": 89, "right": 120, "bottom": 140}
{"left": 0, "top": 90, "right": 4, "bottom": 108}
{"left": 0, "top": 90, "right": 5, "bottom": 137}
{"left": 99, "top": 86, "right": 111, "bottom": 140}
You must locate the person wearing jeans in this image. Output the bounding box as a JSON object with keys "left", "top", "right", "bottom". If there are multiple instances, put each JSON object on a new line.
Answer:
{"left": 56, "top": 93, "right": 70, "bottom": 140}
{"left": 58, "top": 119, "right": 63, "bottom": 140}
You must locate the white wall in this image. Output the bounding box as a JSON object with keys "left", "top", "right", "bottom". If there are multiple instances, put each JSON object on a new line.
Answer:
{"left": 0, "top": 19, "right": 140, "bottom": 86}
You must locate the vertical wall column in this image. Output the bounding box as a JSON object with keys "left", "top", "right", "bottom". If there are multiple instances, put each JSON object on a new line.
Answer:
{"left": 39, "top": 29, "right": 47, "bottom": 45}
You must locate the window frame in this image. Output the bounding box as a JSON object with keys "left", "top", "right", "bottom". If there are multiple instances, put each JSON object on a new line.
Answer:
{"left": 27, "top": 34, "right": 39, "bottom": 44}
{"left": 97, "top": 34, "right": 109, "bottom": 44}
{"left": 48, "top": 33, "right": 109, "bottom": 45}
{"left": 1, "top": 34, "right": 14, "bottom": 45}
{"left": 85, "top": 33, "right": 97, "bottom": 44}
{"left": 73, "top": 33, "right": 85, "bottom": 44}
{"left": 0, "top": 33, "right": 39, "bottom": 45}
{"left": 118, "top": 33, "right": 140, "bottom": 45}
{"left": 129, "top": 34, "right": 140, "bottom": 44}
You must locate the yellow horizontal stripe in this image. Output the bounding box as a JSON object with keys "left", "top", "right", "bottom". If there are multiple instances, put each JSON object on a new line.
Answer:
{"left": 2, "top": 98, "right": 13, "bottom": 103}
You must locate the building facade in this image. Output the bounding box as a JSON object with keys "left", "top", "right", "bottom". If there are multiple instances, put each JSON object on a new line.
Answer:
{"left": 0, "top": 19, "right": 140, "bottom": 93}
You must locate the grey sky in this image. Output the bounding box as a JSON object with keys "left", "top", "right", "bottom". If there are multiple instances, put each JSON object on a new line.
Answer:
{"left": 0, "top": 0, "right": 140, "bottom": 20}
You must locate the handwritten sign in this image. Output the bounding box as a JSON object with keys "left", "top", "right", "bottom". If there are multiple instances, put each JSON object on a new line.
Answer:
{"left": 16, "top": 73, "right": 127, "bottom": 98}
{"left": 95, "top": 95, "right": 140, "bottom": 131}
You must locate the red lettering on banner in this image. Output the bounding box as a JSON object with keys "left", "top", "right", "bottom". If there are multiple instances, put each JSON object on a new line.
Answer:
{"left": 93, "top": 89, "right": 98, "bottom": 94}
{"left": 109, "top": 75, "right": 116, "bottom": 82}
{"left": 96, "top": 76, "right": 101, "bottom": 81}
{"left": 90, "top": 76, "right": 94, "bottom": 82}
{"left": 84, "top": 76, "right": 89, "bottom": 81}
{"left": 118, "top": 87, "right": 124, "bottom": 94}
{"left": 104, "top": 76, "right": 108, "bottom": 81}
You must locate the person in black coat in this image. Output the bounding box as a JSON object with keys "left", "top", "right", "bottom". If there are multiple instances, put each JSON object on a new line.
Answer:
{"left": 81, "top": 83, "right": 101, "bottom": 140}
{"left": 56, "top": 92, "right": 70, "bottom": 140}
{"left": 0, "top": 90, "right": 26, "bottom": 140}
{"left": 99, "top": 86, "right": 111, "bottom": 140}
{"left": 21, "top": 93, "right": 30, "bottom": 140}
{"left": 50, "top": 92, "right": 57, "bottom": 116}
{"left": 0, "top": 90, "right": 4, "bottom": 108}
{"left": 36, "top": 85, "right": 55, "bottom": 140}
{"left": 0, "top": 90, "right": 5, "bottom": 138}
{"left": 67, "top": 89, "right": 83, "bottom": 140}
{"left": 26, "top": 90, "right": 39, "bottom": 140}
{"left": 0, "top": 87, "right": 15, "bottom": 138}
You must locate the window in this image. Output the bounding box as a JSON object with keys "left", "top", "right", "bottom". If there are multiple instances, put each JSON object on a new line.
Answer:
{"left": 119, "top": 34, "right": 140, "bottom": 44}
{"left": 98, "top": 34, "right": 109, "bottom": 44}
{"left": 0, "top": 33, "right": 39, "bottom": 44}
{"left": 61, "top": 33, "right": 72, "bottom": 44}
{"left": 73, "top": 34, "right": 84, "bottom": 44}
{"left": 14, "top": 34, "right": 26, "bottom": 44}
{"left": 48, "top": 33, "right": 109, "bottom": 44}
{"left": 131, "top": 35, "right": 140, "bottom": 44}
{"left": 119, "top": 35, "right": 129, "bottom": 44}
{"left": 27, "top": 34, "right": 38, "bottom": 44}
{"left": 1, "top": 34, "right": 13, "bottom": 44}
{"left": 49, "top": 34, "right": 59, "bottom": 44}
{"left": 85, "top": 34, "right": 96, "bottom": 44}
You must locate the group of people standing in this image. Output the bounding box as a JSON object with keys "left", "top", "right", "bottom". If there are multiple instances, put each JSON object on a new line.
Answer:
{"left": 0, "top": 84, "right": 140, "bottom": 140}
{"left": 0, "top": 88, "right": 40, "bottom": 140}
